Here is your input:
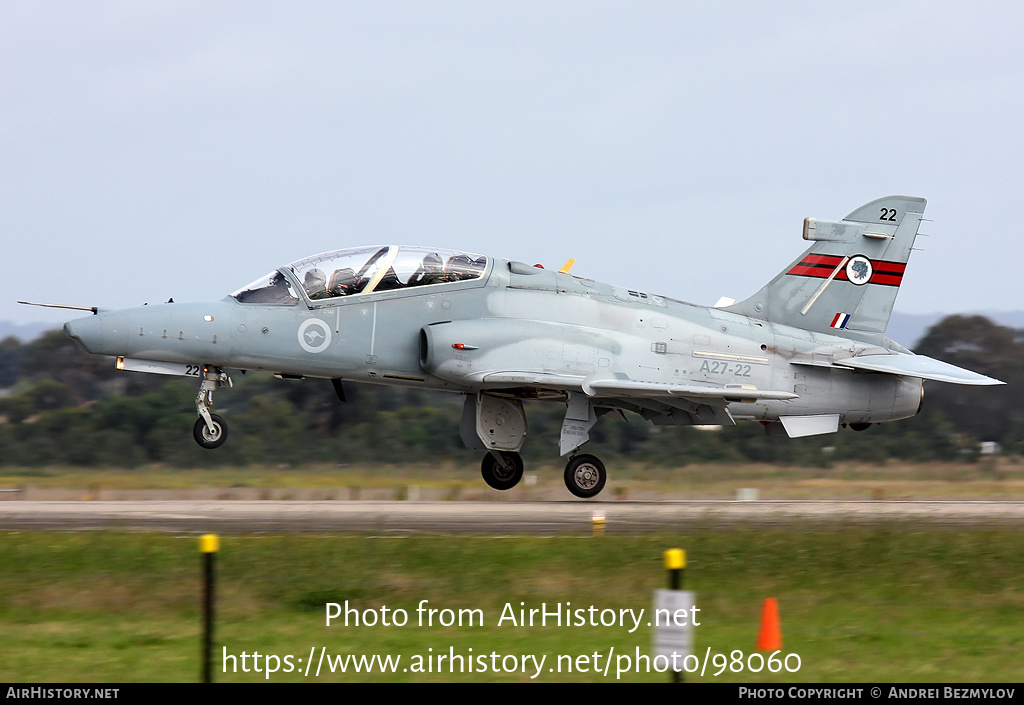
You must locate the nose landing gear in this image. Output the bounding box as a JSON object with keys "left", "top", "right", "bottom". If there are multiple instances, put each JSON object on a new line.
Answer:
{"left": 193, "top": 413, "right": 228, "bottom": 449}
{"left": 193, "top": 367, "right": 232, "bottom": 449}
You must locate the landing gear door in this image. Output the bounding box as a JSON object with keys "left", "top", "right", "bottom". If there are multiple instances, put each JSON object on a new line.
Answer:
{"left": 459, "top": 393, "right": 527, "bottom": 452}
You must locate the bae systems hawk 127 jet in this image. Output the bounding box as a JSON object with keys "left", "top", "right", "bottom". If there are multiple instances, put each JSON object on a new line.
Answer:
{"left": 28, "top": 196, "right": 1002, "bottom": 498}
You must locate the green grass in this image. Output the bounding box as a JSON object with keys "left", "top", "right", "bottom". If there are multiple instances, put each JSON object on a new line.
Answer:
{"left": 1, "top": 528, "right": 1022, "bottom": 682}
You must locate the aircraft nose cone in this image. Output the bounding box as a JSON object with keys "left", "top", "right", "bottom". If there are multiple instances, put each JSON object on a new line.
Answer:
{"left": 64, "top": 315, "right": 102, "bottom": 354}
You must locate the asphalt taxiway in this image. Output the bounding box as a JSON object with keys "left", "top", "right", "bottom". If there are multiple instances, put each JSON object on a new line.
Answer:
{"left": 1, "top": 500, "right": 1022, "bottom": 533}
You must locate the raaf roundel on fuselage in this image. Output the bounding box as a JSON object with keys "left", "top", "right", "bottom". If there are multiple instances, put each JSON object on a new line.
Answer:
{"left": 54, "top": 197, "right": 1002, "bottom": 499}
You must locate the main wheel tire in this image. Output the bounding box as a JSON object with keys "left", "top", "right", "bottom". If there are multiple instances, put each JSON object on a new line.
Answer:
{"left": 564, "top": 454, "right": 606, "bottom": 498}
{"left": 480, "top": 451, "right": 524, "bottom": 490}
{"left": 193, "top": 414, "right": 228, "bottom": 449}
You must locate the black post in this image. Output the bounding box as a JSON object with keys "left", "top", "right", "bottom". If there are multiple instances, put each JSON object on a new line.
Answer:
{"left": 200, "top": 534, "right": 219, "bottom": 683}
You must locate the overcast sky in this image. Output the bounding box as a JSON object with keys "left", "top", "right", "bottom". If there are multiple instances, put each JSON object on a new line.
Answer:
{"left": 3, "top": 1, "right": 1022, "bottom": 332}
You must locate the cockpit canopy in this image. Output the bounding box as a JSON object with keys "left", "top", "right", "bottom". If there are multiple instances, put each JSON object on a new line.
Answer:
{"left": 232, "top": 246, "right": 489, "bottom": 305}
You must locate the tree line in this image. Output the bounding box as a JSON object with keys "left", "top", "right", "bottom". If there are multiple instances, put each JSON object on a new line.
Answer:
{"left": 0, "top": 315, "right": 1020, "bottom": 468}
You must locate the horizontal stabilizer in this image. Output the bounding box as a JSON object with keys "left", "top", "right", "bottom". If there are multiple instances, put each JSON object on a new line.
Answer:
{"left": 583, "top": 378, "right": 798, "bottom": 402}
{"left": 834, "top": 355, "right": 1004, "bottom": 386}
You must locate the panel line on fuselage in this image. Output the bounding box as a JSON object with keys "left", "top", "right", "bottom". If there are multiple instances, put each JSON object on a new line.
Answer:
{"left": 370, "top": 302, "right": 378, "bottom": 356}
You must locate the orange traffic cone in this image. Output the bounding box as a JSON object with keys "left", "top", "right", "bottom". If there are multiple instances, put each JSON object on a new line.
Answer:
{"left": 756, "top": 597, "right": 783, "bottom": 651}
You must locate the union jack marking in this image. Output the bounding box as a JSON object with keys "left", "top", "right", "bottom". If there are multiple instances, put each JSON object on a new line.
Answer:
{"left": 830, "top": 312, "right": 851, "bottom": 329}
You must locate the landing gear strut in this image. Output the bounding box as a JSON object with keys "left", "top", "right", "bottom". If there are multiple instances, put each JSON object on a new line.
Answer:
{"left": 480, "top": 451, "right": 524, "bottom": 490}
{"left": 193, "top": 367, "right": 232, "bottom": 449}
{"left": 563, "top": 454, "right": 606, "bottom": 499}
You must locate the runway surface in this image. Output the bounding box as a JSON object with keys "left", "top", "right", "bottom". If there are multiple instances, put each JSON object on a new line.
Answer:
{"left": 2, "top": 500, "right": 1023, "bottom": 533}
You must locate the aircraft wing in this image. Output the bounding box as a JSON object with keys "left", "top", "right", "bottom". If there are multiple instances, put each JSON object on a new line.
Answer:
{"left": 481, "top": 372, "right": 589, "bottom": 388}
{"left": 478, "top": 372, "right": 799, "bottom": 401}
{"left": 833, "top": 354, "right": 1004, "bottom": 385}
{"left": 582, "top": 379, "right": 798, "bottom": 402}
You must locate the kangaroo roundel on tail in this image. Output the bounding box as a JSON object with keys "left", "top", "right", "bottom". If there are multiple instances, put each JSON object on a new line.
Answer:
{"left": 725, "top": 196, "right": 927, "bottom": 334}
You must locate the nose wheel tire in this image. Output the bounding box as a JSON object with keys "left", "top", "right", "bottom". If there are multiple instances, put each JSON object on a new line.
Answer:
{"left": 481, "top": 451, "right": 524, "bottom": 490}
{"left": 564, "top": 454, "right": 606, "bottom": 498}
{"left": 193, "top": 414, "right": 228, "bottom": 449}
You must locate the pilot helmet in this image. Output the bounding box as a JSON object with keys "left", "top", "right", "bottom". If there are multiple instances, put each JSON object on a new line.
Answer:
{"left": 304, "top": 268, "right": 327, "bottom": 293}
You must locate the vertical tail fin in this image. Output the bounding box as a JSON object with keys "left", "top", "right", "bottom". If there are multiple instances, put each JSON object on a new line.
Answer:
{"left": 724, "top": 196, "right": 926, "bottom": 333}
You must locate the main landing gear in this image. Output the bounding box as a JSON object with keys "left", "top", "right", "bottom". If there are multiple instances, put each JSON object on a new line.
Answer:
{"left": 466, "top": 392, "right": 611, "bottom": 499}
{"left": 477, "top": 450, "right": 609, "bottom": 498}
{"left": 480, "top": 451, "right": 524, "bottom": 490}
{"left": 478, "top": 451, "right": 609, "bottom": 498}
{"left": 563, "top": 454, "right": 607, "bottom": 499}
{"left": 193, "top": 367, "right": 232, "bottom": 449}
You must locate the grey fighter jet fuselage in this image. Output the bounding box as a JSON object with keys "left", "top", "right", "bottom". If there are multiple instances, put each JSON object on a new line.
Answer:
{"left": 54, "top": 196, "right": 1002, "bottom": 498}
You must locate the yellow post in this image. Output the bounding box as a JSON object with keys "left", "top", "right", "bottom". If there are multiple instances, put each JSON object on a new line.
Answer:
{"left": 663, "top": 548, "right": 687, "bottom": 683}
{"left": 199, "top": 533, "right": 220, "bottom": 554}
{"left": 663, "top": 548, "right": 686, "bottom": 572}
